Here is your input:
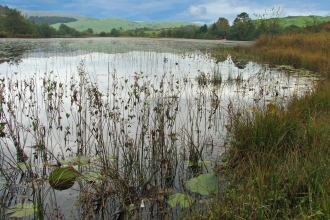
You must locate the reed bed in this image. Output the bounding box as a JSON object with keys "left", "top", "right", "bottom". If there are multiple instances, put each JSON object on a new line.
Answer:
{"left": 210, "top": 32, "right": 330, "bottom": 219}
{"left": 226, "top": 32, "right": 330, "bottom": 76}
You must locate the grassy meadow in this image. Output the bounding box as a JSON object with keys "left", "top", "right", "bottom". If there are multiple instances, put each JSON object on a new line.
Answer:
{"left": 283, "top": 16, "right": 330, "bottom": 28}
{"left": 208, "top": 32, "right": 330, "bottom": 219}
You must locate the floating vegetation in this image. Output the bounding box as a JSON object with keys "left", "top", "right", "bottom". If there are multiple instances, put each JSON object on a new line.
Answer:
{"left": 49, "top": 167, "right": 80, "bottom": 190}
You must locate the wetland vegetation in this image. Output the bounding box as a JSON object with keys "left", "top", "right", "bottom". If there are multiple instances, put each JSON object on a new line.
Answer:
{"left": 210, "top": 32, "right": 330, "bottom": 219}
{"left": 0, "top": 31, "right": 329, "bottom": 220}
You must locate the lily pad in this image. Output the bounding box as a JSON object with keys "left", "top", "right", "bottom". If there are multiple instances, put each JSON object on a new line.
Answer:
{"left": 17, "top": 162, "right": 28, "bottom": 171}
{"left": 167, "top": 193, "right": 194, "bottom": 208}
{"left": 77, "top": 171, "right": 103, "bottom": 183}
{"left": 185, "top": 172, "right": 218, "bottom": 196}
{"left": 128, "top": 204, "right": 134, "bottom": 212}
{"left": 90, "top": 154, "right": 116, "bottom": 162}
{"left": 66, "top": 155, "right": 90, "bottom": 166}
{"left": 49, "top": 167, "right": 79, "bottom": 190}
{"left": 5, "top": 203, "right": 36, "bottom": 218}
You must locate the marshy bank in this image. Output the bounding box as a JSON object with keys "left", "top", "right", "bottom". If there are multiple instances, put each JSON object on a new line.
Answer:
{"left": 0, "top": 37, "right": 319, "bottom": 219}
{"left": 210, "top": 32, "right": 330, "bottom": 219}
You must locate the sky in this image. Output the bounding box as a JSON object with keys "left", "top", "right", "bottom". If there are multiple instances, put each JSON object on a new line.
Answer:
{"left": 2, "top": 0, "right": 330, "bottom": 24}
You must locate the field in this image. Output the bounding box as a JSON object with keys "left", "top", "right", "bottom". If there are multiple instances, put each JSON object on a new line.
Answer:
{"left": 282, "top": 15, "right": 330, "bottom": 27}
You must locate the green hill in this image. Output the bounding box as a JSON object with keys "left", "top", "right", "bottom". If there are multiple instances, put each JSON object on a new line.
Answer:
{"left": 282, "top": 15, "right": 330, "bottom": 27}
{"left": 51, "top": 18, "right": 199, "bottom": 33}
{"left": 19, "top": 9, "right": 90, "bottom": 21}
{"left": 28, "top": 16, "right": 78, "bottom": 25}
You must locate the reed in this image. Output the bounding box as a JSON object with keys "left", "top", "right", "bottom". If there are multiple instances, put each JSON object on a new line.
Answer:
{"left": 210, "top": 32, "right": 330, "bottom": 219}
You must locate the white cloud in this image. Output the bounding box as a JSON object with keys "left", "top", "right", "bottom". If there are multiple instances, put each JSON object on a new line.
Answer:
{"left": 180, "top": 0, "right": 330, "bottom": 24}
{"left": 188, "top": 6, "right": 207, "bottom": 17}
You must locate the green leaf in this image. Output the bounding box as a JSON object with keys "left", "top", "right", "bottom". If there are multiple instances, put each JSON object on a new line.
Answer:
{"left": 128, "top": 204, "right": 134, "bottom": 212}
{"left": 49, "top": 167, "right": 79, "bottom": 190}
{"left": 0, "top": 122, "right": 6, "bottom": 131}
{"left": 316, "top": 210, "right": 324, "bottom": 216}
{"left": 17, "top": 162, "right": 28, "bottom": 171}
{"left": 185, "top": 172, "right": 218, "bottom": 195}
{"left": 77, "top": 171, "right": 102, "bottom": 183}
{"left": 167, "top": 193, "right": 194, "bottom": 208}
{"left": 65, "top": 155, "right": 90, "bottom": 166}
{"left": 5, "top": 203, "right": 35, "bottom": 218}
{"left": 90, "top": 154, "right": 116, "bottom": 162}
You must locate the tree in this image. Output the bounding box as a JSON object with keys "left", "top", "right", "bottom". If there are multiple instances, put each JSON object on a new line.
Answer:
{"left": 58, "top": 23, "right": 80, "bottom": 36}
{"left": 4, "top": 8, "right": 37, "bottom": 35}
{"left": 216, "top": 17, "right": 230, "bottom": 29}
{"left": 99, "top": 31, "right": 107, "bottom": 37}
{"left": 38, "top": 23, "right": 56, "bottom": 37}
{"left": 86, "top": 28, "right": 94, "bottom": 34}
{"left": 233, "top": 12, "right": 252, "bottom": 25}
{"left": 215, "top": 17, "right": 230, "bottom": 39}
{"left": 110, "top": 28, "right": 120, "bottom": 37}
{"left": 200, "top": 24, "right": 208, "bottom": 33}
{"left": 254, "top": 7, "right": 285, "bottom": 37}
{"left": 229, "top": 12, "right": 255, "bottom": 40}
{"left": 305, "top": 15, "right": 322, "bottom": 32}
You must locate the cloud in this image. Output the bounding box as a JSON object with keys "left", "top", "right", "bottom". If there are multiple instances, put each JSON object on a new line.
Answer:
{"left": 187, "top": 6, "right": 207, "bottom": 17}
{"left": 7, "top": 0, "right": 330, "bottom": 23}
{"left": 186, "top": 0, "right": 330, "bottom": 24}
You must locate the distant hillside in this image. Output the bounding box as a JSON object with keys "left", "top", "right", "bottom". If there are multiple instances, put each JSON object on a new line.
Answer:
{"left": 28, "top": 16, "right": 78, "bottom": 25}
{"left": 282, "top": 16, "right": 330, "bottom": 27}
{"left": 19, "top": 9, "right": 89, "bottom": 21}
{"left": 51, "top": 18, "right": 199, "bottom": 33}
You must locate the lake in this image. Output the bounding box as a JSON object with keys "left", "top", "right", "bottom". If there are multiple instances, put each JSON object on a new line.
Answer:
{"left": 0, "top": 38, "right": 317, "bottom": 219}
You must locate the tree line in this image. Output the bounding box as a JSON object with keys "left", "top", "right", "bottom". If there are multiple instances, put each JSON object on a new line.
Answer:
{"left": 0, "top": 5, "right": 328, "bottom": 40}
{"left": 96, "top": 11, "right": 328, "bottom": 40}
{"left": 0, "top": 5, "right": 93, "bottom": 38}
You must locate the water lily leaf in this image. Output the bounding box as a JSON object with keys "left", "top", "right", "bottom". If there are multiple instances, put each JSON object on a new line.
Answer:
{"left": 90, "top": 154, "right": 116, "bottom": 162}
{"left": 128, "top": 204, "right": 134, "bottom": 212}
{"left": 65, "top": 155, "right": 90, "bottom": 166}
{"left": 185, "top": 172, "right": 218, "bottom": 195}
{"left": 49, "top": 167, "right": 79, "bottom": 190}
{"left": 77, "top": 171, "right": 103, "bottom": 183}
{"left": 0, "top": 122, "right": 7, "bottom": 131}
{"left": 59, "top": 159, "right": 70, "bottom": 167}
{"left": 17, "top": 162, "right": 27, "bottom": 171}
{"left": 167, "top": 193, "right": 194, "bottom": 208}
{"left": 5, "top": 203, "right": 35, "bottom": 218}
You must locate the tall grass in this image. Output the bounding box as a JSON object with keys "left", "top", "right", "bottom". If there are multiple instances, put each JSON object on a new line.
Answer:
{"left": 210, "top": 32, "right": 330, "bottom": 219}
{"left": 228, "top": 32, "right": 330, "bottom": 76}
